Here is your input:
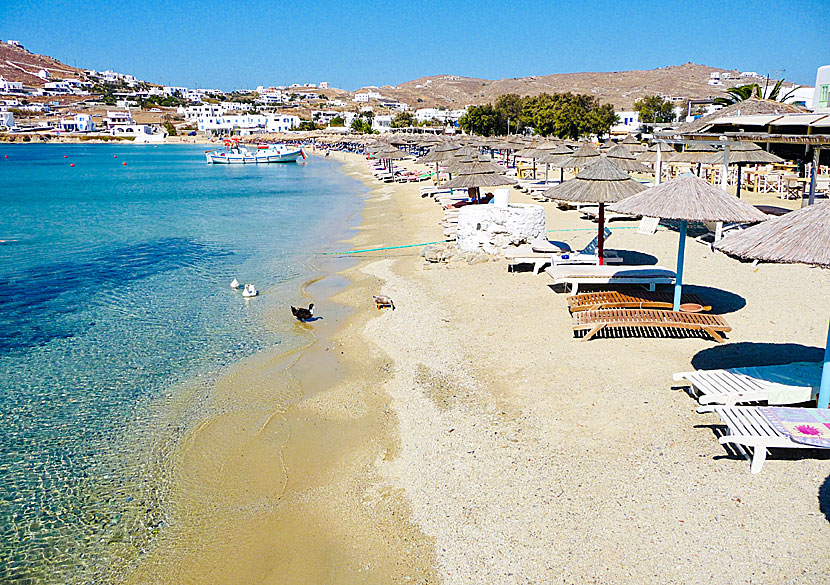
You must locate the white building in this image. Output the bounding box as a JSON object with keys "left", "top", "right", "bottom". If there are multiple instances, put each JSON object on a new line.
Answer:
{"left": 37, "top": 69, "right": 50, "bottom": 80}
{"left": 7, "top": 40, "right": 22, "bottom": 48}
{"left": 379, "top": 101, "right": 408, "bottom": 111}
{"left": 414, "top": 107, "right": 467, "bottom": 124}
{"left": 198, "top": 114, "right": 268, "bottom": 135}
{"left": 372, "top": 115, "right": 393, "bottom": 133}
{"left": 354, "top": 91, "right": 383, "bottom": 103}
{"left": 220, "top": 101, "right": 249, "bottom": 111}
{"left": 311, "top": 110, "right": 342, "bottom": 125}
{"left": 0, "top": 108, "right": 15, "bottom": 129}
{"left": 610, "top": 111, "right": 641, "bottom": 135}
{"left": 59, "top": 114, "right": 95, "bottom": 132}
{"left": 104, "top": 110, "right": 135, "bottom": 128}
{"left": 813, "top": 65, "right": 830, "bottom": 113}
{"left": 0, "top": 76, "right": 25, "bottom": 94}
{"left": 183, "top": 104, "right": 224, "bottom": 121}
{"left": 319, "top": 81, "right": 330, "bottom": 89}
{"left": 265, "top": 114, "right": 300, "bottom": 133}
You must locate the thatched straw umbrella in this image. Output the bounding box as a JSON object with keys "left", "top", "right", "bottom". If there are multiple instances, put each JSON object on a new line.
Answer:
{"left": 541, "top": 158, "right": 646, "bottom": 264}
{"left": 621, "top": 134, "right": 647, "bottom": 154}
{"left": 610, "top": 174, "right": 768, "bottom": 310}
{"left": 442, "top": 161, "right": 517, "bottom": 202}
{"left": 416, "top": 142, "right": 460, "bottom": 185}
{"left": 704, "top": 142, "right": 785, "bottom": 198}
{"left": 604, "top": 144, "right": 651, "bottom": 173}
{"left": 672, "top": 142, "right": 717, "bottom": 177}
{"left": 562, "top": 143, "right": 600, "bottom": 172}
{"left": 371, "top": 144, "right": 408, "bottom": 172}
{"left": 715, "top": 201, "right": 830, "bottom": 407}
{"left": 538, "top": 144, "right": 575, "bottom": 184}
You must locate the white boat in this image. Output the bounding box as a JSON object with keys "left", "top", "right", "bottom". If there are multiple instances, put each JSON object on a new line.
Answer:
{"left": 242, "top": 284, "right": 258, "bottom": 298}
{"left": 206, "top": 138, "right": 305, "bottom": 164}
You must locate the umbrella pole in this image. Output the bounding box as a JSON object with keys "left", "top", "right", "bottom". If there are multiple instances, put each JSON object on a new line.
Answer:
{"left": 435, "top": 162, "right": 440, "bottom": 186}
{"left": 597, "top": 203, "right": 605, "bottom": 266}
{"left": 545, "top": 163, "right": 549, "bottom": 184}
{"left": 736, "top": 163, "right": 743, "bottom": 198}
{"left": 560, "top": 167, "right": 564, "bottom": 183}
{"left": 673, "top": 220, "right": 687, "bottom": 311}
{"left": 818, "top": 319, "right": 830, "bottom": 409}
{"left": 533, "top": 160, "right": 537, "bottom": 180}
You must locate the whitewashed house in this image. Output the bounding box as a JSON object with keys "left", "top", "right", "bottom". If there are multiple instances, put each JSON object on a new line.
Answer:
{"left": 59, "top": 114, "right": 95, "bottom": 132}
{"left": 198, "top": 114, "right": 268, "bottom": 135}
{"left": 183, "top": 104, "right": 224, "bottom": 122}
{"left": 372, "top": 115, "right": 393, "bottom": 133}
{"left": 812, "top": 65, "right": 830, "bottom": 113}
{"left": 311, "top": 110, "right": 341, "bottom": 125}
{"left": 265, "top": 115, "right": 300, "bottom": 133}
{"left": 0, "top": 76, "right": 25, "bottom": 94}
{"left": 319, "top": 81, "right": 330, "bottom": 89}
{"left": 611, "top": 111, "right": 641, "bottom": 135}
{"left": 104, "top": 110, "right": 135, "bottom": 129}
{"left": 0, "top": 108, "right": 15, "bottom": 129}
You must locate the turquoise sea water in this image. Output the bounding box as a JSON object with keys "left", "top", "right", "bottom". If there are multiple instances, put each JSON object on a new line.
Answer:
{"left": 0, "top": 144, "right": 363, "bottom": 584}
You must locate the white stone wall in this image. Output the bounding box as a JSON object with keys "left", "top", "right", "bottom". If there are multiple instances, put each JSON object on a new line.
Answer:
{"left": 456, "top": 204, "right": 546, "bottom": 254}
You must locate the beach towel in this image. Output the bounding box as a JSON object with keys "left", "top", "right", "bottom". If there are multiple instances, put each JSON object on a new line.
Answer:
{"left": 759, "top": 407, "right": 830, "bottom": 448}
{"left": 731, "top": 362, "right": 822, "bottom": 405}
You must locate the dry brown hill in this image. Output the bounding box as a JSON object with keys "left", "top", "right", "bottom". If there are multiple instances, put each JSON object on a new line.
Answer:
{"left": 0, "top": 41, "right": 88, "bottom": 86}
{"left": 361, "top": 63, "right": 754, "bottom": 110}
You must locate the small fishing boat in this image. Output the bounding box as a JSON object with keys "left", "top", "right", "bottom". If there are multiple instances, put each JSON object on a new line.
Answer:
{"left": 205, "top": 138, "right": 305, "bottom": 164}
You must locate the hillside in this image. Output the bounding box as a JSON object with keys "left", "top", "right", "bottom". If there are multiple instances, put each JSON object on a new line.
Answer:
{"left": 361, "top": 63, "right": 756, "bottom": 110}
{"left": 0, "top": 41, "right": 88, "bottom": 85}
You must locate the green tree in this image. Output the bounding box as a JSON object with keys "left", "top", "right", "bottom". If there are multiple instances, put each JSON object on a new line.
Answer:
{"left": 713, "top": 80, "right": 800, "bottom": 106}
{"left": 633, "top": 95, "right": 676, "bottom": 124}
{"left": 296, "top": 120, "right": 319, "bottom": 131}
{"left": 494, "top": 93, "right": 526, "bottom": 133}
{"left": 390, "top": 111, "right": 415, "bottom": 128}
{"left": 329, "top": 115, "right": 345, "bottom": 127}
{"left": 350, "top": 116, "right": 375, "bottom": 134}
{"left": 458, "top": 104, "right": 501, "bottom": 136}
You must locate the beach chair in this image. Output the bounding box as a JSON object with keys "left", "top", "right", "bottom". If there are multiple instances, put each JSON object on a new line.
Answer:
{"left": 567, "top": 290, "right": 707, "bottom": 313}
{"left": 637, "top": 216, "right": 660, "bottom": 235}
{"left": 673, "top": 362, "right": 821, "bottom": 406}
{"left": 551, "top": 228, "right": 622, "bottom": 265}
{"left": 571, "top": 308, "right": 730, "bottom": 342}
{"left": 697, "top": 405, "right": 830, "bottom": 473}
{"left": 545, "top": 265, "right": 676, "bottom": 295}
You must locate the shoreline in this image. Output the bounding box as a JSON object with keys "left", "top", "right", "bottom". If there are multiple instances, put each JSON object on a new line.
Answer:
{"left": 121, "top": 151, "right": 438, "bottom": 583}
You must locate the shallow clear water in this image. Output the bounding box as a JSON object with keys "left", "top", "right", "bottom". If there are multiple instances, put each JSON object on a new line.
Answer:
{"left": 0, "top": 144, "right": 363, "bottom": 583}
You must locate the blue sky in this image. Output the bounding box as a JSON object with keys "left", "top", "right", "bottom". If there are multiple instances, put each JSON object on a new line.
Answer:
{"left": 2, "top": 0, "right": 827, "bottom": 91}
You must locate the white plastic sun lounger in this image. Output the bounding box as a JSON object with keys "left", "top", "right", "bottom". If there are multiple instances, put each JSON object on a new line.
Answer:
{"left": 697, "top": 405, "right": 828, "bottom": 474}
{"left": 674, "top": 362, "right": 821, "bottom": 406}
{"left": 545, "top": 265, "right": 676, "bottom": 294}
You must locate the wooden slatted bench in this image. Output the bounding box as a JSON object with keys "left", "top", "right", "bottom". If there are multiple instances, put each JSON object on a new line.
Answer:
{"left": 572, "top": 308, "right": 731, "bottom": 342}
{"left": 546, "top": 265, "right": 676, "bottom": 295}
{"left": 567, "top": 290, "right": 707, "bottom": 313}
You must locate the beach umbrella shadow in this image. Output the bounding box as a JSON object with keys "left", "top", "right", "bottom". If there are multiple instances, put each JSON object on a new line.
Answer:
{"left": 682, "top": 284, "right": 746, "bottom": 314}
{"left": 691, "top": 342, "right": 825, "bottom": 370}
{"left": 614, "top": 250, "right": 659, "bottom": 266}
{"left": 820, "top": 475, "right": 830, "bottom": 522}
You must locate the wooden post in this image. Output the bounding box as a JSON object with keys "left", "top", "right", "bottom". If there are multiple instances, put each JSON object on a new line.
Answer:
{"left": 720, "top": 146, "right": 729, "bottom": 191}
{"left": 655, "top": 146, "right": 662, "bottom": 186}
{"left": 808, "top": 146, "right": 820, "bottom": 206}
{"left": 597, "top": 203, "right": 605, "bottom": 266}
{"left": 673, "top": 220, "right": 688, "bottom": 312}
{"left": 819, "top": 319, "right": 830, "bottom": 409}
{"left": 735, "top": 163, "right": 743, "bottom": 198}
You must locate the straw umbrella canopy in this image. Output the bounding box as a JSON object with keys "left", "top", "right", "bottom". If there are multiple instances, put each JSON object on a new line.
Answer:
{"left": 442, "top": 161, "right": 517, "bottom": 201}
{"left": 621, "top": 134, "right": 647, "bottom": 154}
{"left": 715, "top": 201, "right": 830, "bottom": 407}
{"left": 416, "top": 142, "right": 460, "bottom": 184}
{"left": 538, "top": 144, "right": 575, "bottom": 183}
{"left": 637, "top": 142, "right": 675, "bottom": 162}
{"left": 610, "top": 174, "right": 768, "bottom": 310}
{"left": 604, "top": 144, "right": 651, "bottom": 173}
{"left": 672, "top": 142, "right": 718, "bottom": 178}
{"left": 541, "top": 158, "right": 647, "bottom": 264}
{"left": 704, "top": 142, "right": 785, "bottom": 198}
{"left": 562, "top": 143, "right": 600, "bottom": 170}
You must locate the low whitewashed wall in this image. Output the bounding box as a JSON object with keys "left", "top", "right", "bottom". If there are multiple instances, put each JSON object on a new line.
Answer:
{"left": 456, "top": 204, "right": 546, "bottom": 254}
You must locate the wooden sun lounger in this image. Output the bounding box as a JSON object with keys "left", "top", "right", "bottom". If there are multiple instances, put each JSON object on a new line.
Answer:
{"left": 546, "top": 265, "right": 676, "bottom": 295}
{"left": 567, "top": 291, "right": 706, "bottom": 313}
{"left": 697, "top": 405, "right": 827, "bottom": 473}
{"left": 572, "top": 309, "right": 730, "bottom": 342}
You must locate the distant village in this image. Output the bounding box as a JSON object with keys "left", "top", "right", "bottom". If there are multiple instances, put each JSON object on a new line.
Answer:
{"left": 0, "top": 38, "right": 824, "bottom": 142}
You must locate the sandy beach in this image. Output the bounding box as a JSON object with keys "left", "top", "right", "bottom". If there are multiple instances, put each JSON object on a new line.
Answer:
{"left": 121, "top": 149, "right": 829, "bottom": 585}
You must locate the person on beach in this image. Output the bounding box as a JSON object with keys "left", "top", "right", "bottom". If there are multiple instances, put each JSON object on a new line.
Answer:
{"left": 443, "top": 192, "right": 494, "bottom": 209}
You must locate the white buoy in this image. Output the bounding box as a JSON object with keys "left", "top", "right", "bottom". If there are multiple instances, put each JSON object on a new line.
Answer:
{"left": 230, "top": 278, "right": 240, "bottom": 289}
{"left": 242, "top": 284, "right": 258, "bottom": 298}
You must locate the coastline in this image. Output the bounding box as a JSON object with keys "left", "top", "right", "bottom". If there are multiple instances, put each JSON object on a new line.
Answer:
{"left": 122, "top": 151, "right": 438, "bottom": 584}
{"left": 41, "top": 145, "right": 827, "bottom": 584}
